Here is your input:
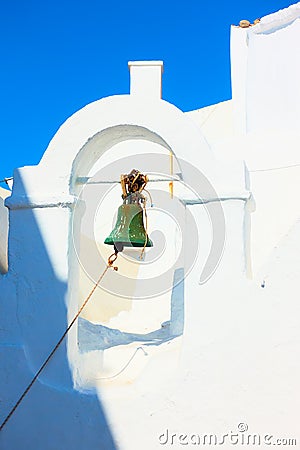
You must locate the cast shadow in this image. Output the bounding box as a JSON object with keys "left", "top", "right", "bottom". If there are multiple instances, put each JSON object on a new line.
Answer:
{"left": 0, "top": 175, "right": 117, "bottom": 450}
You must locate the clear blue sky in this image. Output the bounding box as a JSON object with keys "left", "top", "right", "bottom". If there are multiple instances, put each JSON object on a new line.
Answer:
{"left": 0, "top": 0, "right": 294, "bottom": 181}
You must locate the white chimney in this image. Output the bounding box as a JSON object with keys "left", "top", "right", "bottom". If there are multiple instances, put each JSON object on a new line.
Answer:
{"left": 128, "top": 61, "right": 164, "bottom": 100}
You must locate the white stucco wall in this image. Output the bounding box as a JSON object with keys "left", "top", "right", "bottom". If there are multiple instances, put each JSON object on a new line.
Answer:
{"left": 187, "top": 106, "right": 300, "bottom": 275}
{"left": 187, "top": 3, "right": 300, "bottom": 275}
{"left": 0, "top": 59, "right": 249, "bottom": 449}
{"left": 1, "top": 4, "right": 300, "bottom": 446}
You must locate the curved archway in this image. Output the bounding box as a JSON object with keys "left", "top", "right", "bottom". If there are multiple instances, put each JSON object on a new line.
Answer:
{"left": 70, "top": 124, "right": 179, "bottom": 193}
{"left": 68, "top": 124, "right": 190, "bottom": 387}
{"left": 37, "top": 95, "right": 215, "bottom": 197}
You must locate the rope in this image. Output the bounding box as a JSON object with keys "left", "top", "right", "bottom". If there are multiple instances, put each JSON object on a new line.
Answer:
{"left": 143, "top": 189, "right": 153, "bottom": 207}
{"left": 0, "top": 177, "right": 13, "bottom": 185}
{"left": 93, "top": 346, "right": 148, "bottom": 381}
{"left": 0, "top": 252, "right": 118, "bottom": 433}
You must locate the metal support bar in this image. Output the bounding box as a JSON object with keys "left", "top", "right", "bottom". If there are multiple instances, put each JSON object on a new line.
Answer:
{"left": 76, "top": 176, "right": 182, "bottom": 185}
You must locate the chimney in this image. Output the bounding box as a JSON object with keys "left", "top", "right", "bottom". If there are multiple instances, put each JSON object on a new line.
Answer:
{"left": 128, "top": 61, "right": 164, "bottom": 100}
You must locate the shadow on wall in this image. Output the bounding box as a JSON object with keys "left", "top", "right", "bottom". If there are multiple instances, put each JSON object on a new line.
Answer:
{"left": 0, "top": 176, "right": 117, "bottom": 450}
{"left": 78, "top": 267, "right": 184, "bottom": 353}
{"left": 0, "top": 189, "right": 10, "bottom": 274}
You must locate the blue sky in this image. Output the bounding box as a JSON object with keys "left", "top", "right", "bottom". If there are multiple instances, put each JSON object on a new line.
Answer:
{"left": 0, "top": 0, "right": 294, "bottom": 182}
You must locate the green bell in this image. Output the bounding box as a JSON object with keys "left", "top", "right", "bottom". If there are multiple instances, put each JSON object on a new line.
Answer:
{"left": 104, "top": 203, "right": 153, "bottom": 250}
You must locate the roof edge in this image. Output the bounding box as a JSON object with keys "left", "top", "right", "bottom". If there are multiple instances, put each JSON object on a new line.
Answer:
{"left": 251, "top": 2, "right": 300, "bottom": 34}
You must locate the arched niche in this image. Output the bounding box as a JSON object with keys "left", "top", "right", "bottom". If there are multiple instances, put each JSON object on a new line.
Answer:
{"left": 68, "top": 124, "right": 193, "bottom": 388}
